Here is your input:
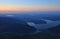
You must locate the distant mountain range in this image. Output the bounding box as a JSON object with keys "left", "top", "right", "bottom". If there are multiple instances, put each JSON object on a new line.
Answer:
{"left": 0, "top": 12, "right": 60, "bottom": 39}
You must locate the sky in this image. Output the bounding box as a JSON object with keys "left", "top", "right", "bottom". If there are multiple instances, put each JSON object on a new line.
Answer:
{"left": 0, "top": 0, "right": 60, "bottom": 13}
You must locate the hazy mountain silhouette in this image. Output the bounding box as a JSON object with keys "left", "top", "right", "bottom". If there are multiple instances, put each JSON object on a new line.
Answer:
{"left": 0, "top": 11, "right": 60, "bottom": 39}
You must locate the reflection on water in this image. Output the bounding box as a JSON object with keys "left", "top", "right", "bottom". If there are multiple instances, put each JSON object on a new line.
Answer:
{"left": 27, "top": 19, "right": 60, "bottom": 34}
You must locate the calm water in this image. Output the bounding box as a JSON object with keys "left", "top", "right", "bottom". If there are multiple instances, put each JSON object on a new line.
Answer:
{"left": 27, "top": 20, "right": 60, "bottom": 34}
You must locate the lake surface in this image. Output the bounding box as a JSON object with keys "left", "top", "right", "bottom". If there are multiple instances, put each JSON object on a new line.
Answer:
{"left": 27, "top": 20, "right": 60, "bottom": 34}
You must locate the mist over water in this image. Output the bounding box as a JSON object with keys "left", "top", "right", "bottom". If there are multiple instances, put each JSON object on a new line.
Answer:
{"left": 0, "top": 11, "right": 60, "bottom": 35}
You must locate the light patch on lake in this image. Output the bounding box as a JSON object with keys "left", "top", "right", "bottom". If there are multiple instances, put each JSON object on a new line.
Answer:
{"left": 27, "top": 20, "right": 60, "bottom": 34}
{"left": 6, "top": 15, "right": 14, "bottom": 16}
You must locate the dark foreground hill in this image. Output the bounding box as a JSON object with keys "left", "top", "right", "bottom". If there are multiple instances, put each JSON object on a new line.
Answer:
{"left": 0, "top": 25, "right": 60, "bottom": 39}
{"left": 21, "top": 25, "right": 60, "bottom": 39}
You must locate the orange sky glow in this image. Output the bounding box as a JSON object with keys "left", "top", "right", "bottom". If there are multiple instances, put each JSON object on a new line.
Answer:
{"left": 0, "top": 6, "right": 60, "bottom": 13}
{"left": 0, "top": 0, "right": 60, "bottom": 13}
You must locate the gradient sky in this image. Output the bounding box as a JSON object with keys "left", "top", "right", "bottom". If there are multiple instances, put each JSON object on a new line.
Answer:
{"left": 0, "top": 0, "right": 60, "bottom": 12}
